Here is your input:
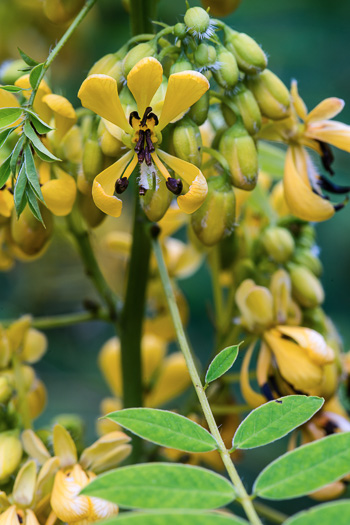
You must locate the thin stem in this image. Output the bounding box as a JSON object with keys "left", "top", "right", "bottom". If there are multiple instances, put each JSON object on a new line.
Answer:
{"left": 252, "top": 501, "right": 287, "bottom": 524}
{"left": 12, "top": 354, "right": 31, "bottom": 430}
{"left": 152, "top": 237, "right": 263, "bottom": 525}
{"left": 1, "top": 310, "right": 109, "bottom": 330}
{"left": 28, "top": 0, "right": 98, "bottom": 107}
{"left": 202, "top": 146, "right": 230, "bottom": 173}
{"left": 129, "top": 0, "right": 158, "bottom": 36}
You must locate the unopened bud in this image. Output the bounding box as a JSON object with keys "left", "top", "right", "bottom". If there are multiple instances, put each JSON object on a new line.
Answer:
{"left": 246, "top": 69, "right": 290, "bottom": 120}
{"left": 201, "top": 0, "right": 241, "bottom": 16}
{"left": 194, "top": 43, "right": 217, "bottom": 67}
{"left": 89, "top": 54, "right": 123, "bottom": 88}
{"left": 10, "top": 206, "right": 53, "bottom": 257}
{"left": 219, "top": 120, "right": 258, "bottom": 190}
{"left": 191, "top": 175, "right": 236, "bottom": 246}
{"left": 231, "top": 84, "right": 262, "bottom": 135}
{"left": 82, "top": 139, "right": 104, "bottom": 184}
{"left": 140, "top": 170, "right": 172, "bottom": 222}
{"left": 293, "top": 249, "right": 322, "bottom": 277}
{"left": 290, "top": 265, "right": 325, "bottom": 309}
{"left": 224, "top": 27, "right": 267, "bottom": 74}
{"left": 52, "top": 414, "right": 85, "bottom": 455}
{"left": 173, "top": 117, "right": 202, "bottom": 167}
{"left": 262, "top": 227, "right": 295, "bottom": 263}
{"left": 122, "top": 42, "right": 157, "bottom": 78}
{"left": 184, "top": 7, "right": 211, "bottom": 37}
{"left": 43, "top": 0, "right": 84, "bottom": 24}
{"left": 78, "top": 192, "right": 106, "bottom": 229}
{"left": 297, "top": 224, "right": 316, "bottom": 249}
{"left": 0, "top": 376, "right": 12, "bottom": 404}
{"left": 189, "top": 91, "right": 209, "bottom": 126}
{"left": 174, "top": 23, "right": 187, "bottom": 40}
{"left": 0, "top": 431, "right": 22, "bottom": 482}
{"left": 170, "top": 53, "right": 193, "bottom": 74}
{"left": 212, "top": 46, "right": 239, "bottom": 90}
{"left": 98, "top": 123, "right": 124, "bottom": 157}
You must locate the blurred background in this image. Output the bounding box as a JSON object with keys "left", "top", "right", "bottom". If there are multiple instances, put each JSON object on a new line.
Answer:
{"left": 0, "top": 0, "right": 350, "bottom": 517}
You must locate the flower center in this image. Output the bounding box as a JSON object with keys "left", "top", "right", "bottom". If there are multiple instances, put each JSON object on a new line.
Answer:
{"left": 130, "top": 106, "right": 158, "bottom": 166}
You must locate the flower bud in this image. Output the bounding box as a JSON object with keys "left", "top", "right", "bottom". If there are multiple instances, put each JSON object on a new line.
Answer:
{"left": 246, "top": 70, "right": 290, "bottom": 120}
{"left": 191, "top": 175, "right": 236, "bottom": 246}
{"left": 43, "top": 0, "right": 84, "bottom": 24}
{"left": 78, "top": 192, "right": 106, "bottom": 229}
{"left": 174, "top": 23, "right": 187, "bottom": 39}
{"left": 170, "top": 53, "right": 193, "bottom": 74}
{"left": 224, "top": 27, "right": 267, "bottom": 74}
{"left": 293, "top": 249, "right": 322, "bottom": 277}
{"left": 231, "top": 84, "right": 262, "bottom": 135}
{"left": 184, "top": 7, "right": 211, "bottom": 37}
{"left": 0, "top": 430, "right": 22, "bottom": 482}
{"left": 89, "top": 54, "right": 123, "bottom": 88}
{"left": 219, "top": 120, "right": 258, "bottom": 190}
{"left": 10, "top": 205, "right": 53, "bottom": 257}
{"left": 122, "top": 41, "right": 157, "bottom": 77}
{"left": 290, "top": 265, "right": 325, "bottom": 309}
{"left": 0, "top": 376, "right": 12, "bottom": 404}
{"left": 212, "top": 46, "right": 239, "bottom": 90}
{"left": 201, "top": 0, "right": 241, "bottom": 16}
{"left": 172, "top": 117, "right": 202, "bottom": 168}
{"left": 194, "top": 43, "right": 217, "bottom": 67}
{"left": 189, "top": 90, "right": 209, "bottom": 126}
{"left": 262, "top": 226, "right": 295, "bottom": 263}
{"left": 140, "top": 169, "right": 172, "bottom": 222}
{"left": 297, "top": 224, "right": 316, "bottom": 249}
{"left": 82, "top": 139, "right": 104, "bottom": 184}
{"left": 0, "top": 59, "right": 27, "bottom": 84}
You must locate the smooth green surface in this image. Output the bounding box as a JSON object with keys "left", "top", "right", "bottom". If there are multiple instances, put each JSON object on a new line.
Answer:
{"left": 284, "top": 500, "right": 350, "bottom": 525}
{"left": 25, "top": 144, "right": 43, "bottom": 200}
{"left": 107, "top": 408, "right": 218, "bottom": 452}
{"left": 82, "top": 463, "right": 235, "bottom": 509}
{"left": 0, "top": 107, "right": 22, "bottom": 128}
{"left": 0, "top": 155, "right": 11, "bottom": 186}
{"left": 253, "top": 432, "right": 350, "bottom": 500}
{"left": 0, "top": 127, "right": 15, "bottom": 148}
{"left": 258, "top": 142, "right": 285, "bottom": 179}
{"left": 0, "top": 86, "right": 24, "bottom": 92}
{"left": 103, "top": 511, "right": 248, "bottom": 525}
{"left": 23, "top": 120, "right": 59, "bottom": 161}
{"left": 205, "top": 345, "right": 239, "bottom": 385}
{"left": 232, "top": 396, "right": 324, "bottom": 449}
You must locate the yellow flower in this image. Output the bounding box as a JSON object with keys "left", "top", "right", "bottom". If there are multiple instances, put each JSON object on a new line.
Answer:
{"left": 78, "top": 57, "right": 209, "bottom": 217}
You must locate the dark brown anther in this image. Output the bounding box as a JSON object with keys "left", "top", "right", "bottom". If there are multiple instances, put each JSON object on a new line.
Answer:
{"left": 147, "top": 112, "right": 159, "bottom": 126}
{"left": 150, "top": 223, "right": 161, "bottom": 239}
{"left": 134, "top": 130, "right": 145, "bottom": 153}
{"left": 166, "top": 177, "right": 183, "bottom": 195}
{"left": 141, "top": 106, "right": 153, "bottom": 127}
{"left": 334, "top": 196, "right": 349, "bottom": 212}
{"left": 145, "top": 129, "right": 155, "bottom": 152}
{"left": 129, "top": 111, "right": 140, "bottom": 126}
{"left": 138, "top": 149, "right": 145, "bottom": 163}
{"left": 115, "top": 177, "right": 129, "bottom": 194}
{"left": 0, "top": 185, "right": 6, "bottom": 191}
{"left": 139, "top": 186, "right": 147, "bottom": 196}
{"left": 145, "top": 147, "right": 152, "bottom": 166}
{"left": 318, "top": 175, "right": 350, "bottom": 194}
{"left": 317, "top": 140, "right": 335, "bottom": 175}
{"left": 17, "top": 515, "right": 23, "bottom": 524}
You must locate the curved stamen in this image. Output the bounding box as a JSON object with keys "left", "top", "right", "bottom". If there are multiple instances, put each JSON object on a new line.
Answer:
{"left": 318, "top": 175, "right": 350, "bottom": 194}
{"left": 317, "top": 140, "right": 335, "bottom": 175}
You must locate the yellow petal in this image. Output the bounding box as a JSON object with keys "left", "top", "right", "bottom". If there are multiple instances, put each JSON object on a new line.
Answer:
{"left": 276, "top": 326, "right": 335, "bottom": 365}
{"left": 157, "top": 203, "right": 188, "bottom": 239}
{"left": 256, "top": 342, "right": 272, "bottom": 389}
{"left": 127, "top": 57, "right": 163, "bottom": 118}
{"left": 98, "top": 337, "right": 122, "bottom": 398}
{"left": 145, "top": 352, "right": 191, "bottom": 407}
{"left": 0, "top": 188, "right": 15, "bottom": 218}
{"left": 92, "top": 151, "right": 136, "bottom": 218}
{"left": 25, "top": 510, "right": 41, "bottom": 525}
{"left": 245, "top": 287, "right": 274, "bottom": 328}
{"left": 306, "top": 97, "right": 345, "bottom": 123}
{"left": 284, "top": 146, "right": 335, "bottom": 222}
{"left": 0, "top": 88, "right": 20, "bottom": 108}
{"left": 0, "top": 506, "right": 20, "bottom": 525}
{"left": 163, "top": 238, "right": 203, "bottom": 279}
{"left": 27, "top": 379, "right": 47, "bottom": 420}
{"left": 36, "top": 456, "right": 60, "bottom": 501}
{"left": 6, "top": 316, "right": 31, "bottom": 353}
{"left": 22, "top": 429, "right": 51, "bottom": 465}
{"left": 78, "top": 75, "right": 132, "bottom": 134}
{"left": 83, "top": 443, "right": 131, "bottom": 475}
{"left": 79, "top": 431, "right": 131, "bottom": 473}
{"left": 42, "top": 94, "right": 77, "bottom": 141}
{"left": 156, "top": 150, "right": 208, "bottom": 214}
{"left": 270, "top": 269, "right": 291, "bottom": 324}
{"left": 53, "top": 425, "right": 77, "bottom": 468}
{"left": 290, "top": 80, "right": 308, "bottom": 121}
{"left": 158, "top": 71, "right": 210, "bottom": 131}
{"left": 240, "top": 341, "right": 266, "bottom": 408}
{"left": 22, "top": 328, "right": 47, "bottom": 363}
{"left": 142, "top": 334, "right": 167, "bottom": 386}
{"left": 13, "top": 460, "right": 36, "bottom": 507}
{"left": 15, "top": 75, "right": 52, "bottom": 124}
{"left": 41, "top": 167, "right": 77, "bottom": 216}
{"left": 60, "top": 125, "right": 83, "bottom": 163}
{"left": 98, "top": 398, "right": 123, "bottom": 435}
{"left": 50, "top": 466, "right": 90, "bottom": 523}
{"left": 305, "top": 120, "right": 350, "bottom": 152}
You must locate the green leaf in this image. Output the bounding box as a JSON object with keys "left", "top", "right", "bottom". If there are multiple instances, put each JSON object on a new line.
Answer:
{"left": 81, "top": 463, "right": 235, "bottom": 510}
{"left": 0, "top": 107, "right": 23, "bottom": 129}
{"left": 106, "top": 408, "right": 218, "bottom": 453}
{"left": 14, "top": 164, "right": 27, "bottom": 214}
{"left": 0, "top": 86, "right": 25, "bottom": 93}
{"left": 205, "top": 345, "right": 240, "bottom": 385}
{"left": 26, "top": 110, "right": 54, "bottom": 134}
{"left": 284, "top": 501, "right": 350, "bottom": 525}
{"left": 0, "top": 127, "right": 16, "bottom": 149}
{"left": 26, "top": 185, "right": 43, "bottom": 224}
{"left": 0, "top": 156, "right": 11, "bottom": 187}
{"left": 24, "top": 144, "right": 44, "bottom": 201}
{"left": 29, "top": 63, "right": 44, "bottom": 90}
{"left": 102, "top": 510, "right": 248, "bottom": 525}
{"left": 23, "top": 120, "right": 59, "bottom": 162}
{"left": 232, "top": 395, "right": 324, "bottom": 450}
{"left": 253, "top": 432, "right": 350, "bottom": 500}
{"left": 10, "top": 135, "right": 25, "bottom": 175}
{"left": 258, "top": 141, "right": 285, "bottom": 180}
{"left": 18, "top": 48, "right": 39, "bottom": 67}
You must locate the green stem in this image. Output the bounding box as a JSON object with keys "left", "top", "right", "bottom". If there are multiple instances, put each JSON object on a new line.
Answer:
{"left": 12, "top": 354, "right": 32, "bottom": 430}
{"left": 129, "top": 0, "right": 158, "bottom": 36}
{"left": 202, "top": 146, "right": 230, "bottom": 173}
{"left": 28, "top": 0, "right": 98, "bottom": 107}
{"left": 252, "top": 501, "right": 287, "bottom": 525}
{"left": 152, "top": 237, "right": 263, "bottom": 525}
{"left": 1, "top": 310, "right": 109, "bottom": 330}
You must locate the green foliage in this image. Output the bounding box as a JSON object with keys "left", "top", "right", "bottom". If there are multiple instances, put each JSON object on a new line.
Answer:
{"left": 284, "top": 501, "right": 350, "bottom": 525}
{"left": 18, "top": 47, "right": 39, "bottom": 67}
{"left": 205, "top": 345, "right": 240, "bottom": 386}
{"left": 232, "top": 396, "right": 324, "bottom": 449}
{"left": 0, "top": 155, "right": 11, "bottom": 187}
{"left": 106, "top": 408, "right": 218, "bottom": 453}
{"left": 102, "top": 511, "right": 249, "bottom": 524}
{"left": 25, "top": 110, "right": 54, "bottom": 134}
{"left": 0, "top": 86, "right": 25, "bottom": 93}
{"left": 29, "top": 64, "right": 44, "bottom": 90}
{"left": 253, "top": 432, "right": 350, "bottom": 500}
{"left": 0, "top": 127, "right": 16, "bottom": 149}
{"left": 13, "top": 164, "right": 27, "bottom": 213}
{"left": 81, "top": 463, "right": 235, "bottom": 510}
{"left": 0, "top": 107, "right": 22, "bottom": 129}
{"left": 23, "top": 120, "right": 59, "bottom": 161}
{"left": 24, "top": 144, "right": 44, "bottom": 201}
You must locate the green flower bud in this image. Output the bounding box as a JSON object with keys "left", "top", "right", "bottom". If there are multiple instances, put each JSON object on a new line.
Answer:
{"left": 221, "top": 103, "right": 236, "bottom": 127}
{"left": 231, "top": 84, "right": 262, "bottom": 135}
{"left": 293, "top": 249, "right": 322, "bottom": 277}
{"left": 51, "top": 414, "right": 85, "bottom": 455}
{"left": 174, "top": 23, "right": 187, "bottom": 39}
{"left": 10, "top": 206, "right": 53, "bottom": 257}
{"left": 88, "top": 54, "right": 123, "bottom": 88}
{"left": 191, "top": 175, "right": 236, "bottom": 246}
{"left": 219, "top": 120, "right": 258, "bottom": 190}
{"left": 290, "top": 265, "right": 325, "bottom": 309}
{"left": 302, "top": 307, "right": 328, "bottom": 336}
{"left": 189, "top": 90, "right": 209, "bottom": 126}
{"left": 122, "top": 41, "right": 157, "bottom": 78}
{"left": 78, "top": 192, "right": 106, "bottom": 229}
{"left": 262, "top": 226, "right": 295, "bottom": 263}
{"left": 212, "top": 46, "right": 239, "bottom": 90}
{"left": 234, "top": 258, "right": 255, "bottom": 285}
{"left": 194, "top": 43, "right": 217, "bottom": 67}
{"left": 246, "top": 69, "right": 290, "bottom": 120}
{"left": 224, "top": 27, "right": 267, "bottom": 74}
{"left": 173, "top": 117, "right": 202, "bottom": 168}
{"left": 170, "top": 53, "right": 193, "bottom": 74}
{"left": 184, "top": 7, "right": 211, "bottom": 37}
{"left": 82, "top": 139, "right": 104, "bottom": 184}
{"left": 140, "top": 168, "right": 172, "bottom": 222}
{"left": 0, "top": 60, "right": 27, "bottom": 84}
{"left": 0, "top": 430, "right": 22, "bottom": 483}
{"left": 0, "top": 376, "right": 12, "bottom": 404}
{"left": 297, "top": 224, "right": 316, "bottom": 249}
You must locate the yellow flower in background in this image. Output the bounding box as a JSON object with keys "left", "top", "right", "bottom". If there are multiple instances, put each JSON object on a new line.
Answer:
{"left": 78, "top": 57, "right": 209, "bottom": 217}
